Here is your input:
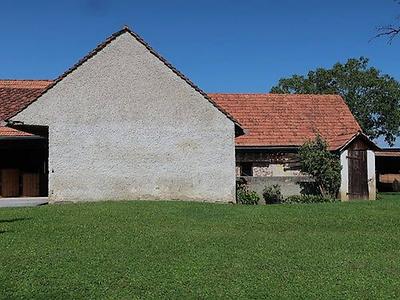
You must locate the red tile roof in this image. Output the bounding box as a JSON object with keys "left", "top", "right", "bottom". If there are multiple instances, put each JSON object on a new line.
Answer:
{"left": 208, "top": 93, "right": 362, "bottom": 150}
{"left": 0, "top": 126, "right": 32, "bottom": 137}
{"left": 0, "top": 80, "right": 52, "bottom": 121}
{"left": 0, "top": 80, "right": 51, "bottom": 137}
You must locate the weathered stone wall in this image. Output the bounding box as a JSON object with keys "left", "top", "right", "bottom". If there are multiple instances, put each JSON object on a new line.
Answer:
{"left": 235, "top": 165, "right": 241, "bottom": 177}
{"left": 236, "top": 150, "right": 302, "bottom": 177}
{"left": 11, "top": 32, "right": 236, "bottom": 202}
{"left": 239, "top": 176, "right": 313, "bottom": 202}
{"left": 252, "top": 162, "right": 302, "bottom": 177}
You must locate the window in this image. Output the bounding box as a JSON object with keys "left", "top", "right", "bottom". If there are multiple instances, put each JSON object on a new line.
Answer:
{"left": 240, "top": 163, "right": 253, "bottom": 176}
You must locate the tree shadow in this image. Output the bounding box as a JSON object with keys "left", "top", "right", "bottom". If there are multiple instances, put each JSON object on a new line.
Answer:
{"left": 0, "top": 217, "right": 31, "bottom": 234}
{"left": 0, "top": 217, "right": 31, "bottom": 224}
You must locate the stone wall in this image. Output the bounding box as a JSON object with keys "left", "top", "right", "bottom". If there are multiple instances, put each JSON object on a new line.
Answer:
{"left": 252, "top": 162, "right": 302, "bottom": 177}
{"left": 239, "top": 176, "right": 313, "bottom": 202}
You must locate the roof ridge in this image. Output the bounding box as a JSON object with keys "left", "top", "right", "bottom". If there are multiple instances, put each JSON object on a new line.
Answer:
{"left": 6, "top": 26, "right": 244, "bottom": 135}
{"left": 208, "top": 93, "right": 268, "bottom": 95}
{"left": 208, "top": 92, "right": 343, "bottom": 97}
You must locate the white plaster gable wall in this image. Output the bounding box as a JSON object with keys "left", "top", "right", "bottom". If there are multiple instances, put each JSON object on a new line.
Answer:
{"left": 12, "top": 32, "right": 236, "bottom": 202}
{"left": 339, "top": 150, "right": 349, "bottom": 201}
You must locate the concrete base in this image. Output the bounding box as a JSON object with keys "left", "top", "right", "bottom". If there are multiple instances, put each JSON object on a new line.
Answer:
{"left": 0, "top": 197, "right": 48, "bottom": 208}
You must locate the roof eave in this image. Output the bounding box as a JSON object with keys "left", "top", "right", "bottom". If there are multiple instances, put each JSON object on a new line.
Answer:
{"left": 236, "top": 145, "right": 300, "bottom": 150}
{"left": 334, "top": 132, "right": 381, "bottom": 152}
{"left": 0, "top": 135, "right": 45, "bottom": 140}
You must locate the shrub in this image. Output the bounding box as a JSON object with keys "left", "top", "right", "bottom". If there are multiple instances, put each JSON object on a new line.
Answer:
{"left": 282, "top": 195, "right": 337, "bottom": 204}
{"left": 263, "top": 184, "right": 283, "bottom": 204}
{"left": 237, "top": 189, "right": 260, "bottom": 205}
{"left": 299, "top": 135, "right": 341, "bottom": 198}
{"left": 236, "top": 178, "right": 260, "bottom": 205}
{"left": 299, "top": 181, "right": 321, "bottom": 196}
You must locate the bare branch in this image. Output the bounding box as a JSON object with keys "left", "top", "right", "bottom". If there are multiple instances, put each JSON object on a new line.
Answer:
{"left": 374, "top": 25, "right": 400, "bottom": 44}
{"left": 372, "top": 1, "right": 400, "bottom": 43}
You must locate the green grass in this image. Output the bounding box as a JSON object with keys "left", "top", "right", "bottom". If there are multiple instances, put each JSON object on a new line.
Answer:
{"left": 1, "top": 194, "right": 400, "bottom": 299}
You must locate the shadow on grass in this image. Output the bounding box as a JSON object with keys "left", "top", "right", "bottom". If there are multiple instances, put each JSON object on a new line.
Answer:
{"left": 0, "top": 217, "right": 31, "bottom": 224}
{"left": 0, "top": 217, "right": 31, "bottom": 234}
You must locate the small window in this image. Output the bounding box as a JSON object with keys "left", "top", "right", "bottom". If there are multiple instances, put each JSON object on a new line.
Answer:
{"left": 240, "top": 163, "right": 253, "bottom": 176}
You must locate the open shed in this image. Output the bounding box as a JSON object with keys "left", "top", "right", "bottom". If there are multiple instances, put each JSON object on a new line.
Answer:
{"left": 375, "top": 149, "right": 400, "bottom": 192}
{"left": 0, "top": 126, "right": 48, "bottom": 197}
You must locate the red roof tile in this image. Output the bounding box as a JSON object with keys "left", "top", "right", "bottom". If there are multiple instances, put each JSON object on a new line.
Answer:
{"left": 208, "top": 93, "right": 362, "bottom": 150}
{"left": 0, "top": 126, "right": 33, "bottom": 137}
{"left": 0, "top": 80, "right": 52, "bottom": 121}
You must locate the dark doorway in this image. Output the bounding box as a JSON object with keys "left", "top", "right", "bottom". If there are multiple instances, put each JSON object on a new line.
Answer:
{"left": 348, "top": 150, "right": 368, "bottom": 199}
{"left": 0, "top": 127, "right": 48, "bottom": 198}
{"left": 375, "top": 150, "right": 400, "bottom": 192}
{"left": 240, "top": 163, "right": 253, "bottom": 176}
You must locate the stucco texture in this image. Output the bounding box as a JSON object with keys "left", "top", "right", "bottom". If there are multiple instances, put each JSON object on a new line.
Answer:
{"left": 11, "top": 33, "right": 236, "bottom": 202}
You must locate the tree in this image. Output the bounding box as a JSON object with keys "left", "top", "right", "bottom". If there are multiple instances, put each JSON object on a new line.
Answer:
{"left": 270, "top": 57, "right": 400, "bottom": 145}
{"left": 375, "top": 1, "right": 400, "bottom": 43}
{"left": 298, "top": 135, "right": 341, "bottom": 198}
{"left": 376, "top": 24, "right": 400, "bottom": 43}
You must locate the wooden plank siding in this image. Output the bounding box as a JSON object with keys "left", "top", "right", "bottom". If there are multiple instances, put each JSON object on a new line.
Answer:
{"left": 22, "top": 173, "right": 40, "bottom": 197}
{"left": 0, "top": 169, "right": 20, "bottom": 197}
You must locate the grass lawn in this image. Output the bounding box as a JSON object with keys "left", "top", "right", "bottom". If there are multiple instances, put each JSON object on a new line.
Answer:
{"left": 1, "top": 194, "right": 399, "bottom": 299}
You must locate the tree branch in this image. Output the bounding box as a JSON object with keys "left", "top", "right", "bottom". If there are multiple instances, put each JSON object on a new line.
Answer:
{"left": 375, "top": 25, "right": 400, "bottom": 44}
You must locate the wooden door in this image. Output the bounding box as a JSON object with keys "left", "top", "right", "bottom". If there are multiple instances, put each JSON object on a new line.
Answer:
{"left": 1, "top": 169, "right": 20, "bottom": 197}
{"left": 22, "top": 173, "right": 40, "bottom": 197}
{"left": 348, "top": 150, "right": 368, "bottom": 199}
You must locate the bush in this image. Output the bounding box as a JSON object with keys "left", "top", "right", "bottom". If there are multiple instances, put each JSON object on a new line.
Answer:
{"left": 299, "top": 181, "right": 321, "bottom": 196}
{"left": 299, "top": 135, "right": 342, "bottom": 198}
{"left": 263, "top": 184, "right": 283, "bottom": 204}
{"left": 236, "top": 178, "right": 260, "bottom": 205}
{"left": 237, "top": 189, "right": 260, "bottom": 205}
{"left": 282, "top": 195, "right": 337, "bottom": 204}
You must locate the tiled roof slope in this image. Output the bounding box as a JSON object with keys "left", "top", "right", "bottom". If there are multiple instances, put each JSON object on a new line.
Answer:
{"left": 0, "top": 80, "right": 51, "bottom": 137}
{"left": 0, "top": 80, "right": 52, "bottom": 121}
{"left": 0, "top": 126, "right": 32, "bottom": 137}
{"left": 208, "top": 93, "right": 362, "bottom": 150}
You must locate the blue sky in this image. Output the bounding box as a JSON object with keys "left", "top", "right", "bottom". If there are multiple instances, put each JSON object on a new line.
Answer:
{"left": 1, "top": 0, "right": 399, "bottom": 146}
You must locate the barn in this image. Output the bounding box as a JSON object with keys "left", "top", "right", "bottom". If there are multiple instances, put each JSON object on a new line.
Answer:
{"left": 0, "top": 27, "right": 243, "bottom": 202}
{"left": 209, "top": 93, "right": 379, "bottom": 200}
{"left": 0, "top": 27, "right": 380, "bottom": 203}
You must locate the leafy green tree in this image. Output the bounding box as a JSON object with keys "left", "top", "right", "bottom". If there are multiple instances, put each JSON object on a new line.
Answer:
{"left": 298, "top": 136, "right": 341, "bottom": 198}
{"left": 271, "top": 57, "right": 400, "bottom": 145}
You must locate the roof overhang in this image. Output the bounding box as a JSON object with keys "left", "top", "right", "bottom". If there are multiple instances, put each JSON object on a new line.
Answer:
{"left": 0, "top": 135, "right": 45, "bottom": 141}
{"left": 335, "top": 131, "right": 380, "bottom": 152}
{"left": 235, "top": 145, "right": 299, "bottom": 150}
{"left": 375, "top": 149, "right": 400, "bottom": 157}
